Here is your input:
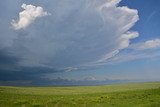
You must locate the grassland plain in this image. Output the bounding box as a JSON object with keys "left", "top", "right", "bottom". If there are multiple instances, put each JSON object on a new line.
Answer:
{"left": 0, "top": 82, "right": 160, "bottom": 107}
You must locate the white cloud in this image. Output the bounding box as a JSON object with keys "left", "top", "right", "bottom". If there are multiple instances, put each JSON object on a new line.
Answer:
{"left": 97, "top": 31, "right": 139, "bottom": 63}
{"left": 143, "top": 39, "right": 160, "bottom": 48}
{"left": 64, "top": 67, "right": 78, "bottom": 72}
{"left": 11, "top": 3, "right": 49, "bottom": 30}
{"left": 119, "top": 31, "right": 139, "bottom": 49}
{"left": 107, "top": 49, "right": 160, "bottom": 64}
{"left": 131, "top": 39, "right": 160, "bottom": 50}
{"left": 84, "top": 76, "right": 97, "bottom": 81}
{"left": 91, "top": 0, "right": 139, "bottom": 64}
{"left": 97, "top": 50, "right": 119, "bottom": 63}
{"left": 104, "top": 38, "right": 160, "bottom": 64}
{"left": 95, "top": 30, "right": 138, "bottom": 64}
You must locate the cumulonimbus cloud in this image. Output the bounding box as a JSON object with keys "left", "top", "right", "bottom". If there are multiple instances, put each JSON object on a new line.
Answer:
{"left": 11, "top": 3, "right": 49, "bottom": 30}
{"left": 3, "top": 0, "right": 139, "bottom": 70}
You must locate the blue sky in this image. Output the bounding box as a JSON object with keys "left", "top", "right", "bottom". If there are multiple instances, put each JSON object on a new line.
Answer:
{"left": 0, "top": 0, "right": 160, "bottom": 85}
{"left": 120, "top": 0, "right": 160, "bottom": 42}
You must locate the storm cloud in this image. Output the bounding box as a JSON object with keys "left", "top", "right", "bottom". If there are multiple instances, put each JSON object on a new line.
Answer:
{"left": 0, "top": 0, "right": 140, "bottom": 84}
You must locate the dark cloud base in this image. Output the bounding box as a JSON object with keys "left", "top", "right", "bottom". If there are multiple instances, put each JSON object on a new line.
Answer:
{"left": 0, "top": 77, "right": 129, "bottom": 86}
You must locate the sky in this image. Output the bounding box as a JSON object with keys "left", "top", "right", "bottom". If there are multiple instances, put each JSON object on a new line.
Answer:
{"left": 0, "top": 0, "right": 160, "bottom": 85}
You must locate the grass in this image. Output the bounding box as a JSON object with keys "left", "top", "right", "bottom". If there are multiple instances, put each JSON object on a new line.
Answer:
{"left": 0, "top": 82, "right": 160, "bottom": 107}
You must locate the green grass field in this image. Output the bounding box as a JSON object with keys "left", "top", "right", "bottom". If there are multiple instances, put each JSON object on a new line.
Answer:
{"left": 0, "top": 82, "right": 160, "bottom": 107}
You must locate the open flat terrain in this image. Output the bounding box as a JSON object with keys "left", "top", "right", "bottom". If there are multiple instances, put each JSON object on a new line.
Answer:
{"left": 0, "top": 82, "right": 160, "bottom": 107}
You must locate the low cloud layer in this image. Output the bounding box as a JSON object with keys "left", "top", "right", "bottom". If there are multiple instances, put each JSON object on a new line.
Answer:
{"left": 104, "top": 39, "right": 160, "bottom": 64}
{"left": 130, "top": 39, "right": 160, "bottom": 50}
